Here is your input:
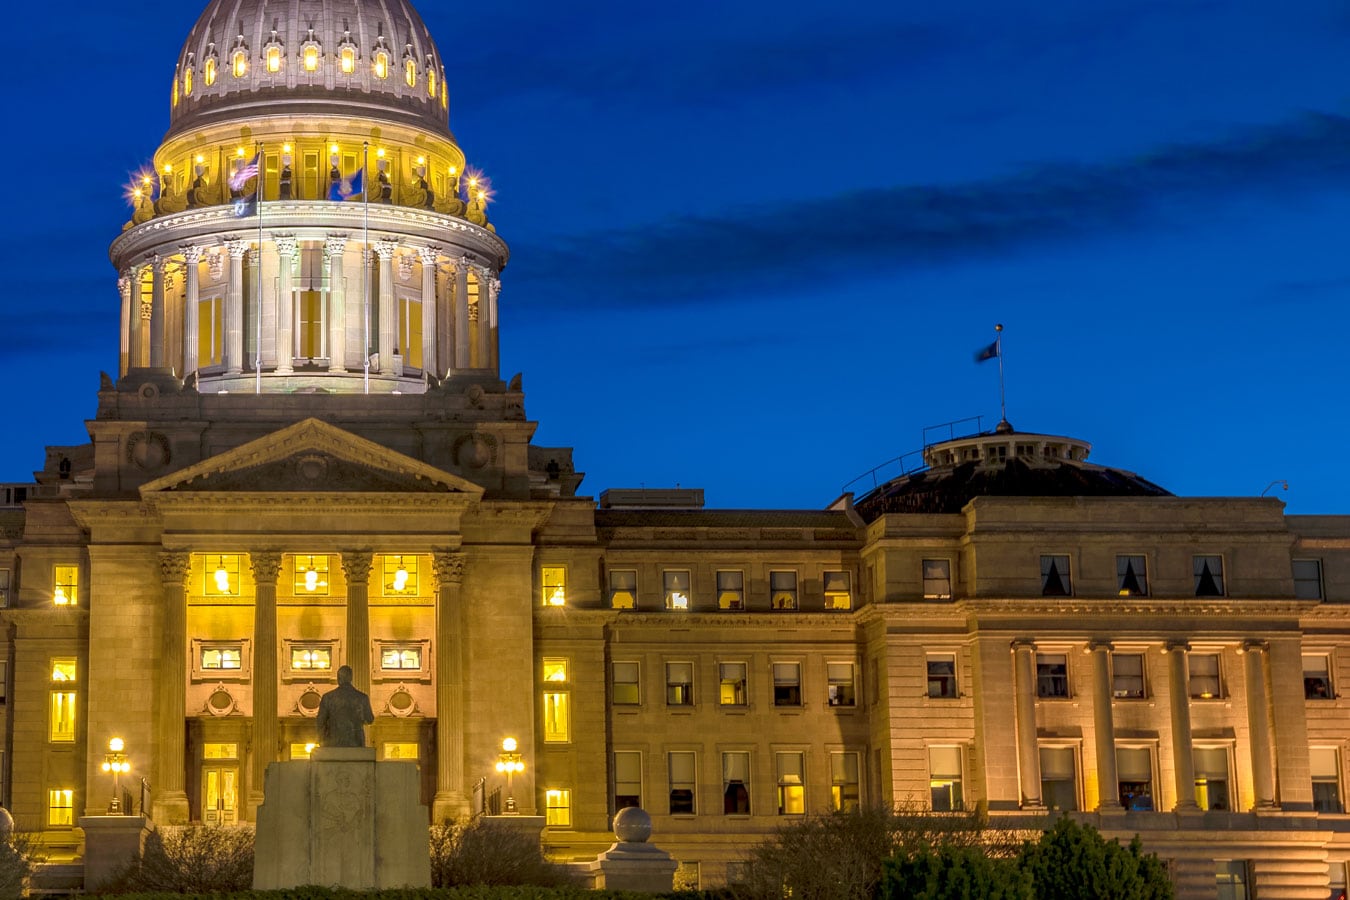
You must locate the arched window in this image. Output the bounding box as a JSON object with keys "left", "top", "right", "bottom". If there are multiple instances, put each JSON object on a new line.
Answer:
{"left": 266, "top": 46, "right": 282, "bottom": 73}
{"left": 171, "top": 77, "right": 179, "bottom": 107}
{"left": 183, "top": 66, "right": 194, "bottom": 96}
{"left": 372, "top": 50, "right": 389, "bottom": 79}
{"left": 204, "top": 57, "right": 217, "bottom": 85}
{"left": 426, "top": 58, "right": 436, "bottom": 97}
{"left": 302, "top": 44, "right": 320, "bottom": 71}
{"left": 405, "top": 58, "right": 416, "bottom": 87}
{"left": 440, "top": 75, "right": 447, "bottom": 110}
{"left": 232, "top": 49, "right": 248, "bottom": 78}
{"left": 340, "top": 46, "right": 356, "bottom": 74}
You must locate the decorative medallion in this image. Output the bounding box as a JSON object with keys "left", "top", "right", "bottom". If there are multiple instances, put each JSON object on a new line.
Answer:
{"left": 205, "top": 685, "right": 237, "bottom": 716}
{"left": 465, "top": 384, "right": 485, "bottom": 408}
{"left": 296, "top": 454, "right": 330, "bottom": 482}
{"left": 297, "top": 685, "right": 323, "bottom": 717}
{"left": 386, "top": 686, "right": 417, "bottom": 717}
{"left": 453, "top": 433, "right": 496, "bottom": 470}
{"left": 127, "top": 431, "right": 171, "bottom": 470}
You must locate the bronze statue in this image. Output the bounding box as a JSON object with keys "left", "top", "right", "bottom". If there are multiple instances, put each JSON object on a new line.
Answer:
{"left": 316, "top": 665, "right": 374, "bottom": 748}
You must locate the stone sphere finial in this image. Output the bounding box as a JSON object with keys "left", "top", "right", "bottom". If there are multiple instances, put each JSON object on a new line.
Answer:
{"left": 613, "top": 806, "right": 652, "bottom": 843}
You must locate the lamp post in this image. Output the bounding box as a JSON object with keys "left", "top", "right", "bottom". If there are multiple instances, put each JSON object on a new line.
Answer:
{"left": 495, "top": 737, "right": 524, "bottom": 814}
{"left": 101, "top": 737, "right": 131, "bottom": 814}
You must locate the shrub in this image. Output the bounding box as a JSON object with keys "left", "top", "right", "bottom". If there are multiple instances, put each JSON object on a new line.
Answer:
{"left": 102, "top": 824, "right": 254, "bottom": 893}
{"left": 882, "top": 844, "right": 1033, "bottom": 900}
{"left": 0, "top": 832, "right": 38, "bottom": 900}
{"left": 1017, "top": 817, "right": 1173, "bottom": 900}
{"left": 429, "top": 818, "right": 577, "bottom": 888}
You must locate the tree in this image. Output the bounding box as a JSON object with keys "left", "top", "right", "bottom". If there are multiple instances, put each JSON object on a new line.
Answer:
{"left": 1018, "top": 817, "right": 1173, "bottom": 900}
{"left": 882, "top": 844, "right": 1034, "bottom": 900}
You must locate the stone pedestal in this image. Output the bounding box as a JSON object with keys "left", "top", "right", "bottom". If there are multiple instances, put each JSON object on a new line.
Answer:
{"left": 79, "top": 815, "right": 154, "bottom": 891}
{"left": 253, "top": 748, "right": 430, "bottom": 890}
{"left": 586, "top": 808, "right": 677, "bottom": 893}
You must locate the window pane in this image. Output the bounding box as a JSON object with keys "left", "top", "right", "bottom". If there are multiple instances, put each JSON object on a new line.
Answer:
{"left": 929, "top": 746, "right": 962, "bottom": 811}
{"left": 716, "top": 571, "right": 744, "bottom": 610}
{"left": 613, "top": 662, "right": 640, "bottom": 705}
{"left": 776, "top": 752, "right": 805, "bottom": 815}
{"left": 770, "top": 571, "right": 798, "bottom": 610}
{"left": 1116, "top": 555, "right": 1148, "bottom": 596}
{"left": 664, "top": 570, "right": 691, "bottom": 610}
{"left": 1040, "top": 555, "right": 1071, "bottom": 597}
{"left": 1293, "top": 559, "right": 1323, "bottom": 600}
{"left": 719, "top": 663, "right": 747, "bottom": 706}
{"left": 1304, "top": 654, "right": 1334, "bottom": 699}
{"left": 723, "top": 752, "right": 751, "bottom": 814}
{"left": 922, "top": 559, "right": 951, "bottom": 599}
{"left": 928, "top": 656, "right": 958, "bottom": 698}
{"left": 827, "top": 663, "right": 855, "bottom": 707}
{"left": 669, "top": 751, "right": 696, "bottom": 814}
{"left": 1116, "top": 747, "right": 1153, "bottom": 810}
{"left": 1194, "top": 555, "right": 1224, "bottom": 596}
{"left": 830, "top": 752, "right": 860, "bottom": 812}
{"left": 1189, "top": 654, "right": 1221, "bottom": 698}
{"left": 610, "top": 570, "right": 637, "bottom": 609}
{"left": 666, "top": 662, "right": 694, "bottom": 706}
{"left": 773, "top": 663, "right": 801, "bottom": 706}
{"left": 543, "top": 692, "right": 570, "bottom": 742}
{"left": 545, "top": 788, "right": 571, "bottom": 826}
{"left": 1039, "top": 747, "right": 1078, "bottom": 811}
{"left": 1112, "top": 653, "right": 1145, "bottom": 699}
{"left": 824, "top": 571, "right": 852, "bottom": 610}
{"left": 614, "top": 751, "right": 641, "bottom": 810}
{"left": 541, "top": 566, "right": 567, "bottom": 607}
{"left": 1036, "top": 654, "right": 1069, "bottom": 698}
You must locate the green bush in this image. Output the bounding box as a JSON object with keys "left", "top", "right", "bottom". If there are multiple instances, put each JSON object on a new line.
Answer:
{"left": 1017, "top": 818, "right": 1173, "bottom": 900}
{"left": 882, "top": 844, "right": 1033, "bottom": 900}
{"left": 429, "top": 819, "right": 577, "bottom": 889}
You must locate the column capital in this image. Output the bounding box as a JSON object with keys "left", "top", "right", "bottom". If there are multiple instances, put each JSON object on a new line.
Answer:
{"left": 225, "top": 237, "right": 249, "bottom": 259}
{"left": 340, "top": 550, "right": 374, "bottom": 585}
{"left": 323, "top": 233, "right": 348, "bottom": 256}
{"left": 117, "top": 273, "right": 132, "bottom": 297}
{"left": 454, "top": 254, "right": 470, "bottom": 270}
{"left": 249, "top": 551, "right": 283, "bottom": 583}
{"left": 488, "top": 276, "right": 501, "bottom": 302}
{"left": 180, "top": 244, "right": 205, "bottom": 264}
{"left": 373, "top": 238, "right": 398, "bottom": 260}
{"left": 1239, "top": 639, "right": 1269, "bottom": 655}
{"left": 273, "top": 233, "right": 298, "bottom": 257}
{"left": 432, "top": 549, "right": 467, "bottom": 587}
{"left": 159, "top": 551, "right": 191, "bottom": 587}
{"left": 149, "top": 252, "right": 168, "bottom": 273}
{"left": 1010, "top": 638, "right": 1037, "bottom": 652}
{"left": 417, "top": 245, "right": 442, "bottom": 266}
{"left": 1087, "top": 639, "right": 1113, "bottom": 654}
{"left": 1164, "top": 640, "right": 1191, "bottom": 653}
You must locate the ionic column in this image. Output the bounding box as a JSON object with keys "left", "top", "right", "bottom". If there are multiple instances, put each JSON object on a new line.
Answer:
{"left": 149, "top": 255, "right": 167, "bottom": 367}
{"left": 487, "top": 275, "right": 500, "bottom": 371}
{"left": 1167, "top": 642, "right": 1198, "bottom": 810}
{"left": 155, "top": 552, "right": 191, "bottom": 823}
{"left": 181, "top": 246, "right": 203, "bottom": 377}
{"left": 273, "top": 235, "right": 296, "bottom": 374}
{"left": 432, "top": 549, "right": 468, "bottom": 820}
{"left": 1089, "top": 641, "right": 1121, "bottom": 810}
{"left": 118, "top": 271, "right": 132, "bottom": 376}
{"left": 1011, "top": 640, "right": 1044, "bottom": 808}
{"left": 341, "top": 551, "right": 372, "bottom": 693}
{"left": 418, "top": 246, "right": 440, "bottom": 376}
{"left": 453, "top": 257, "right": 470, "bottom": 369}
{"left": 326, "top": 235, "right": 349, "bottom": 372}
{"left": 374, "top": 239, "right": 397, "bottom": 372}
{"left": 249, "top": 552, "right": 282, "bottom": 816}
{"left": 224, "top": 238, "right": 248, "bottom": 374}
{"left": 1243, "top": 640, "right": 1278, "bottom": 809}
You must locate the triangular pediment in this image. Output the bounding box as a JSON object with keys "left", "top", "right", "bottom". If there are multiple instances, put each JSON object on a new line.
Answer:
{"left": 139, "top": 418, "right": 486, "bottom": 496}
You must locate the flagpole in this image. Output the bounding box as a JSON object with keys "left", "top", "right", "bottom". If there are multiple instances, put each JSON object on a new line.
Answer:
{"left": 995, "top": 322, "right": 1006, "bottom": 425}
{"left": 255, "top": 141, "right": 264, "bottom": 395}
{"left": 362, "top": 140, "right": 371, "bottom": 395}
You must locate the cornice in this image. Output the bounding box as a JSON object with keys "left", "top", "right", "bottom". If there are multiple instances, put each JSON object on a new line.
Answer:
{"left": 535, "top": 608, "right": 862, "bottom": 629}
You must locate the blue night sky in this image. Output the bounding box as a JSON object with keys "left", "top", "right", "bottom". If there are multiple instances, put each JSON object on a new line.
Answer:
{"left": 4, "top": 0, "right": 1349, "bottom": 512}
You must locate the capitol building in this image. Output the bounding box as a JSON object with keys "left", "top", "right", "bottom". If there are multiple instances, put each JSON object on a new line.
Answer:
{"left": 0, "top": 0, "right": 1347, "bottom": 896}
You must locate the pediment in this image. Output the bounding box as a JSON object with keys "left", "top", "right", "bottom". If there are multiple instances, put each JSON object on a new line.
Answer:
{"left": 139, "top": 418, "right": 485, "bottom": 497}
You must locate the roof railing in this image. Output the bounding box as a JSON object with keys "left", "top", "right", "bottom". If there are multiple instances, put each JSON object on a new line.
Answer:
{"left": 841, "top": 415, "right": 989, "bottom": 497}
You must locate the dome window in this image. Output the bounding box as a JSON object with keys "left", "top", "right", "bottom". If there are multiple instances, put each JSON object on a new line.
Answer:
{"left": 404, "top": 58, "right": 416, "bottom": 88}
{"left": 171, "top": 76, "right": 179, "bottom": 107}
{"left": 373, "top": 49, "right": 389, "bottom": 80}
{"left": 266, "top": 45, "right": 282, "bottom": 73}
{"left": 340, "top": 45, "right": 356, "bottom": 74}
{"left": 183, "top": 66, "right": 193, "bottom": 97}
{"left": 426, "top": 56, "right": 436, "bottom": 97}
{"left": 440, "top": 74, "right": 447, "bottom": 110}
{"left": 204, "top": 56, "right": 217, "bottom": 86}
{"left": 302, "top": 44, "right": 320, "bottom": 72}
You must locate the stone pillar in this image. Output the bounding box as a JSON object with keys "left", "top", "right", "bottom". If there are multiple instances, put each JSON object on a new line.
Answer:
{"left": 418, "top": 246, "right": 440, "bottom": 377}
{"left": 1167, "top": 642, "right": 1198, "bottom": 810}
{"left": 1011, "top": 640, "right": 1043, "bottom": 808}
{"left": 1089, "top": 641, "right": 1121, "bottom": 810}
{"left": 149, "top": 255, "right": 166, "bottom": 367}
{"left": 453, "top": 257, "right": 470, "bottom": 370}
{"left": 181, "top": 246, "right": 203, "bottom": 377}
{"left": 155, "top": 552, "right": 191, "bottom": 823}
{"left": 326, "top": 235, "right": 349, "bottom": 372}
{"left": 1243, "top": 640, "right": 1278, "bottom": 809}
{"left": 341, "top": 551, "right": 373, "bottom": 693}
{"left": 468, "top": 299, "right": 481, "bottom": 369}
{"left": 118, "top": 271, "right": 132, "bottom": 376}
{"left": 135, "top": 264, "right": 152, "bottom": 368}
{"left": 225, "top": 238, "right": 248, "bottom": 374}
{"left": 249, "top": 552, "right": 282, "bottom": 816}
{"left": 374, "top": 239, "right": 397, "bottom": 373}
{"left": 432, "top": 549, "right": 467, "bottom": 820}
{"left": 473, "top": 266, "right": 490, "bottom": 369}
{"left": 487, "top": 274, "right": 500, "bottom": 371}
{"left": 273, "top": 235, "right": 296, "bottom": 374}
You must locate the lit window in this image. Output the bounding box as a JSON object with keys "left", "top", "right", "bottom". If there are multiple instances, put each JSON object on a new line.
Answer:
{"left": 288, "top": 742, "right": 315, "bottom": 760}
{"left": 204, "top": 57, "right": 217, "bottom": 85}
{"left": 0, "top": 660, "right": 7, "bottom": 702}
{"left": 48, "top": 789, "right": 74, "bottom": 827}
{"left": 427, "top": 65, "right": 437, "bottom": 97}
{"left": 719, "top": 662, "right": 747, "bottom": 706}
{"left": 666, "top": 662, "right": 694, "bottom": 706}
{"left": 441, "top": 77, "right": 447, "bottom": 109}
{"left": 612, "top": 662, "right": 640, "bottom": 705}
{"left": 291, "top": 646, "right": 332, "bottom": 671}
{"left": 0, "top": 568, "right": 10, "bottom": 607}
{"left": 373, "top": 50, "right": 389, "bottom": 79}
{"left": 340, "top": 46, "right": 356, "bottom": 74}
{"left": 772, "top": 662, "right": 801, "bottom": 706}
{"left": 1194, "top": 747, "right": 1230, "bottom": 810}
{"left": 1189, "top": 653, "right": 1222, "bottom": 699}
{"left": 722, "top": 751, "right": 750, "bottom": 814}
{"left": 1304, "top": 654, "right": 1334, "bottom": 700}
{"left": 1116, "top": 747, "right": 1154, "bottom": 810}
{"left": 382, "top": 742, "right": 418, "bottom": 760}
{"left": 922, "top": 559, "right": 951, "bottom": 600}
{"left": 927, "top": 655, "right": 957, "bottom": 699}
{"left": 543, "top": 658, "right": 568, "bottom": 683}
{"left": 51, "top": 658, "right": 76, "bottom": 683}
{"left": 1111, "top": 653, "right": 1145, "bottom": 699}
{"left": 293, "top": 554, "right": 330, "bottom": 595}
{"left": 1294, "top": 559, "right": 1324, "bottom": 600}
{"left": 776, "top": 752, "right": 805, "bottom": 815}
{"left": 380, "top": 646, "right": 421, "bottom": 670}
{"left": 184, "top": 66, "right": 194, "bottom": 96}
{"left": 382, "top": 555, "right": 418, "bottom": 596}
{"left": 613, "top": 751, "right": 641, "bottom": 810}
{"left": 929, "top": 746, "right": 963, "bottom": 811}
{"left": 1312, "top": 748, "right": 1342, "bottom": 813}
{"left": 202, "top": 645, "right": 242, "bottom": 670}
{"left": 405, "top": 58, "right": 417, "bottom": 87}
{"left": 609, "top": 569, "right": 637, "bottom": 609}
{"left": 541, "top": 566, "right": 566, "bottom": 606}
{"left": 1039, "top": 747, "right": 1078, "bottom": 811}
{"left": 204, "top": 554, "right": 241, "bottom": 596}
{"left": 823, "top": 570, "right": 852, "bottom": 610}
{"left": 232, "top": 49, "right": 248, "bottom": 78}
{"left": 1216, "top": 861, "right": 1249, "bottom": 900}
{"left": 827, "top": 662, "right": 855, "bottom": 707}
{"left": 266, "top": 46, "right": 282, "bottom": 73}
{"left": 716, "top": 570, "right": 743, "bottom": 610}
{"left": 669, "top": 751, "right": 696, "bottom": 814}
{"left": 54, "top": 564, "right": 79, "bottom": 606}
{"left": 770, "top": 571, "right": 798, "bottom": 610}
{"left": 1117, "top": 555, "right": 1148, "bottom": 596}
{"left": 1036, "top": 653, "right": 1069, "bottom": 698}
{"left": 545, "top": 788, "right": 571, "bottom": 826}
{"left": 204, "top": 742, "right": 238, "bottom": 759}
{"left": 543, "top": 691, "right": 569, "bottom": 742}
{"left": 50, "top": 691, "right": 76, "bottom": 742}
{"left": 303, "top": 44, "right": 320, "bottom": 72}
{"left": 172, "top": 77, "right": 178, "bottom": 107}
{"left": 830, "top": 752, "right": 860, "bottom": 812}
{"left": 1040, "top": 555, "right": 1072, "bottom": 597}
{"left": 1194, "top": 555, "right": 1225, "bottom": 597}
{"left": 664, "top": 570, "right": 691, "bottom": 609}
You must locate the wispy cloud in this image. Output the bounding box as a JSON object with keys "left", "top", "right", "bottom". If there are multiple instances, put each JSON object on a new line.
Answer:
{"left": 503, "top": 113, "right": 1350, "bottom": 309}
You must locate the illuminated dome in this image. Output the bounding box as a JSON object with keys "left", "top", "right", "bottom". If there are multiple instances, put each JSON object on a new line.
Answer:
{"left": 168, "top": 0, "right": 451, "bottom": 140}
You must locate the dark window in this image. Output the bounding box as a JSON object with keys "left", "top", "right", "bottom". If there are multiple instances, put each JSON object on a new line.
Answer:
{"left": 1036, "top": 654, "right": 1069, "bottom": 698}
{"left": 1117, "top": 555, "right": 1148, "bottom": 596}
{"left": 1194, "top": 555, "right": 1225, "bottom": 597}
{"left": 1041, "top": 555, "right": 1072, "bottom": 596}
{"left": 927, "top": 656, "right": 958, "bottom": 699}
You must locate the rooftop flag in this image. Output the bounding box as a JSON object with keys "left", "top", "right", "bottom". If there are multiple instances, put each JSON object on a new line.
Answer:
{"left": 228, "top": 152, "right": 261, "bottom": 191}
{"left": 331, "top": 167, "right": 365, "bottom": 201}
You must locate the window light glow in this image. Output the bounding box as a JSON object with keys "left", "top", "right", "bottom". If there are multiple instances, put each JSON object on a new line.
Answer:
{"left": 502, "top": 737, "right": 517, "bottom": 752}
{"left": 266, "top": 46, "right": 281, "bottom": 73}
{"left": 205, "top": 57, "right": 217, "bottom": 85}
{"left": 109, "top": 737, "right": 125, "bottom": 753}
{"left": 373, "top": 51, "right": 388, "bottom": 79}
{"left": 329, "top": 143, "right": 340, "bottom": 155}
{"left": 405, "top": 59, "right": 416, "bottom": 87}
{"left": 303, "top": 45, "right": 320, "bottom": 71}
{"left": 214, "top": 563, "right": 230, "bottom": 593}
{"left": 184, "top": 67, "right": 193, "bottom": 96}
{"left": 376, "top": 148, "right": 386, "bottom": 158}
{"left": 340, "top": 47, "right": 355, "bottom": 73}
{"left": 195, "top": 154, "right": 205, "bottom": 164}
{"left": 416, "top": 156, "right": 426, "bottom": 166}
{"left": 232, "top": 50, "right": 247, "bottom": 78}
{"left": 393, "top": 563, "right": 408, "bottom": 592}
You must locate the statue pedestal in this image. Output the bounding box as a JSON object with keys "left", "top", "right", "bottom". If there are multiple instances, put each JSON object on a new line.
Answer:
{"left": 253, "top": 748, "right": 430, "bottom": 890}
{"left": 79, "top": 815, "right": 154, "bottom": 891}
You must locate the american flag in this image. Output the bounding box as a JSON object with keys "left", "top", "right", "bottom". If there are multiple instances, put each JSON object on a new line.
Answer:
{"left": 228, "top": 152, "right": 261, "bottom": 191}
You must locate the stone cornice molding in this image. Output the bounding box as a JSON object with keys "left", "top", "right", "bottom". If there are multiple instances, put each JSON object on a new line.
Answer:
{"left": 960, "top": 598, "right": 1316, "bottom": 618}
{"left": 542, "top": 608, "right": 861, "bottom": 629}
{"left": 0, "top": 607, "right": 91, "bottom": 628}
{"left": 147, "top": 494, "right": 478, "bottom": 512}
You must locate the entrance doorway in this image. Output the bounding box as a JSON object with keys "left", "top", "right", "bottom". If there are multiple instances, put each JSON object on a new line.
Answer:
{"left": 202, "top": 765, "right": 239, "bottom": 826}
